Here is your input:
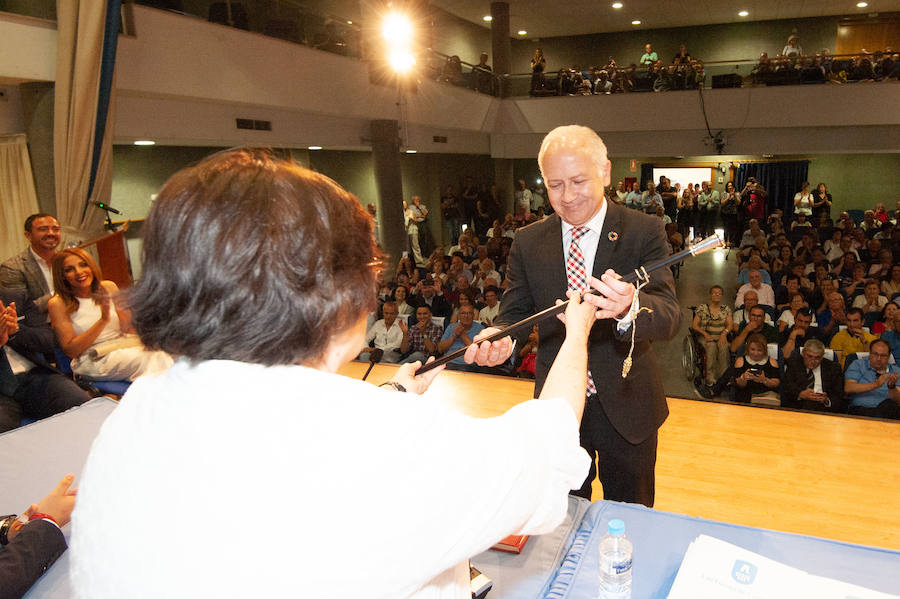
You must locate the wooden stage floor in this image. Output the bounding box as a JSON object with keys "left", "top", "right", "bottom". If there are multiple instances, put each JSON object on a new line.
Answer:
{"left": 340, "top": 362, "right": 900, "bottom": 551}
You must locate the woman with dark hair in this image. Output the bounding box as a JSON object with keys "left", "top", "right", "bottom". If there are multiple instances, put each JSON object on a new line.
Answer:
{"left": 70, "top": 149, "right": 595, "bottom": 598}
{"left": 47, "top": 247, "right": 171, "bottom": 381}
{"left": 812, "top": 182, "right": 832, "bottom": 222}
{"left": 530, "top": 47, "right": 546, "bottom": 94}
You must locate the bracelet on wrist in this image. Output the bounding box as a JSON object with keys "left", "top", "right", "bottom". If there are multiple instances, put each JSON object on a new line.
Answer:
{"left": 28, "top": 512, "right": 58, "bottom": 526}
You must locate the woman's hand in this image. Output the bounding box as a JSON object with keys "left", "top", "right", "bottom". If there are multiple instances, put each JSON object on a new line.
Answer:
{"left": 556, "top": 290, "right": 598, "bottom": 341}
{"left": 97, "top": 289, "right": 111, "bottom": 322}
{"left": 390, "top": 357, "right": 444, "bottom": 395}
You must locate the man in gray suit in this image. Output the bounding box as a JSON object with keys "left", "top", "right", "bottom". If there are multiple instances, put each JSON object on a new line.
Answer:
{"left": 467, "top": 125, "right": 680, "bottom": 507}
{"left": 0, "top": 214, "right": 61, "bottom": 314}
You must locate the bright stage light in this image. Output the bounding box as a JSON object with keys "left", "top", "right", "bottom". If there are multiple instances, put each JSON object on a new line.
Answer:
{"left": 389, "top": 50, "right": 416, "bottom": 73}
{"left": 133, "top": 140, "right": 155, "bottom": 146}
{"left": 382, "top": 12, "right": 413, "bottom": 44}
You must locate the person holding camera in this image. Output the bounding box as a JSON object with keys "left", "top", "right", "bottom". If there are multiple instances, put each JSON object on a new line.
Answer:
{"left": 731, "top": 333, "right": 780, "bottom": 403}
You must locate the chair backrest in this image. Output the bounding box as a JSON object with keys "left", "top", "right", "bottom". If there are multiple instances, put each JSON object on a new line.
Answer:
{"left": 845, "top": 351, "right": 896, "bottom": 372}
{"left": 431, "top": 316, "right": 446, "bottom": 330}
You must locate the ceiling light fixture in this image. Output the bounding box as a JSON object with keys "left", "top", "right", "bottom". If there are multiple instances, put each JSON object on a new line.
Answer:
{"left": 133, "top": 140, "right": 155, "bottom": 146}
{"left": 308, "top": 146, "right": 322, "bottom": 150}
{"left": 406, "top": 149, "right": 417, "bottom": 154}
{"left": 738, "top": 10, "right": 749, "bottom": 17}
{"left": 483, "top": 15, "right": 492, "bottom": 22}
{"left": 631, "top": 20, "right": 641, "bottom": 25}
{"left": 857, "top": 1, "right": 868, "bottom": 6}
{"left": 612, "top": 2, "right": 623, "bottom": 8}
{"left": 517, "top": 30, "right": 527, "bottom": 35}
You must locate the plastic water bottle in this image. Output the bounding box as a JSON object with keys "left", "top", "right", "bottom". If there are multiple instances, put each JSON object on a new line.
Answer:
{"left": 598, "top": 518, "right": 633, "bottom": 599}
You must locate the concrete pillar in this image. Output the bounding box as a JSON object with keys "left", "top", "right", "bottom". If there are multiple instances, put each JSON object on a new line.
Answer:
{"left": 18, "top": 82, "right": 56, "bottom": 216}
{"left": 493, "top": 157, "right": 515, "bottom": 216}
{"left": 370, "top": 119, "right": 406, "bottom": 273}
{"left": 490, "top": 2, "right": 511, "bottom": 97}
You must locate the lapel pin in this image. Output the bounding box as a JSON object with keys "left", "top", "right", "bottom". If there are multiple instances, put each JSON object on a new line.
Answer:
{"left": 608, "top": 231, "right": 619, "bottom": 242}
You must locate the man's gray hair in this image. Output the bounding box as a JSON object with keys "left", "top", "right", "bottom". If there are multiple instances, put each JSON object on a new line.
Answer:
{"left": 802, "top": 339, "right": 825, "bottom": 354}
{"left": 538, "top": 125, "right": 609, "bottom": 181}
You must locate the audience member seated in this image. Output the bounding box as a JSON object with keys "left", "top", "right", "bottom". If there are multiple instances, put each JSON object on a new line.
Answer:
{"left": 872, "top": 301, "right": 898, "bottom": 336}
{"left": 851, "top": 280, "right": 887, "bottom": 316}
{"left": 392, "top": 284, "right": 413, "bottom": 317}
{"left": 399, "top": 305, "right": 442, "bottom": 364}
{"left": 844, "top": 338, "right": 900, "bottom": 419}
{"left": 779, "top": 306, "right": 822, "bottom": 359}
{"left": 0, "top": 214, "right": 61, "bottom": 315}
{"left": 829, "top": 307, "right": 877, "bottom": 368}
{"left": 479, "top": 285, "right": 501, "bottom": 326}
{"left": 0, "top": 474, "right": 77, "bottom": 597}
{"left": 472, "top": 259, "right": 500, "bottom": 293}
{"left": 860, "top": 210, "right": 881, "bottom": 233}
{"left": 359, "top": 302, "right": 403, "bottom": 364}
{"left": 731, "top": 290, "right": 772, "bottom": 331}
{"left": 738, "top": 253, "right": 772, "bottom": 285}
{"left": 47, "top": 248, "right": 172, "bottom": 382}
{"left": 736, "top": 269, "right": 775, "bottom": 309}
{"left": 868, "top": 248, "right": 894, "bottom": 279}
{"left": 436, "top": 303, "right": 485, "bottom": 372}
{"left": 740, "top": 219, "right": 766, "bottom": 249}
{"left": 0, "top": 291, "right": 89, "bottom": 433}
{"left": 882, "top": 265, "right": 900, "bottom": 299}
{"left": 823, "top": 229, "right": 843, "bottom": 263}
{"left": 817, "top": 290, "right": 848, "bottom": 342}
{"left": 781, "top": 339, "right": 845, "bottom": 413}
{"left": 730, "top": 304, "right": 778, "bottom": 353}
{"left": 778, "top": 293, "right": 816, "bottom": 332}
{"left": 700, "top": 333, "right": 780, "bottom": 403}
{"left": 691, "top": 286, "right": 732, "bottom": 387}
{"left": 449, "top": 292, "right": 479, "bottom": 324}
{"left": 775, "top": 275, "right": 808, "bottom": 311}
{"left": 408, "top": 276, "right": 452, "bottom": 320}
{"left": 516, "top": 325, "right": 539, "bottom": 379}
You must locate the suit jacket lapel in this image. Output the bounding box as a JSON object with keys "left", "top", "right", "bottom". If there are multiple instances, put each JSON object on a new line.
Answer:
{"left": 546, "top": 214, "right": 568, "bottom": 292}
{"left": 24, "top": 250, "right": 50, "bottom": 296}
{"left": 592, "top": 201, "right": 623, "bottom": 277}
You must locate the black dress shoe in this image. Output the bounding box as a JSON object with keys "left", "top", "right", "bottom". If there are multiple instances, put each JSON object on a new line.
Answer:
{"left": 693, "top": 377, "right": 716, "bottom": 399}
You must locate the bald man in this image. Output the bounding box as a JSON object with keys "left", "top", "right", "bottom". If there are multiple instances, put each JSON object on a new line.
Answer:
{"left": 467, "top": 125, "right": 681, "bottom": 506}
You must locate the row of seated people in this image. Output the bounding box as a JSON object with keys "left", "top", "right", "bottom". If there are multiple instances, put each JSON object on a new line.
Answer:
{"left": 693, "top": 279, "right": 900, "bottom": 420}
{"left": 0, "top": 214, "right": 173, "bottom": 432}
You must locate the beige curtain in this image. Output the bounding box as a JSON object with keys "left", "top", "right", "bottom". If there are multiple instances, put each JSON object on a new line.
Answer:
{"left": 53, "top": 0, "right": 114, "bottom": 244}
{"left": 0, "top": 134, "right": 41, "bottom": 259}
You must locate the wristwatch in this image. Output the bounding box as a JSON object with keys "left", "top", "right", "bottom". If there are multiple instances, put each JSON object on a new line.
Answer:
{"left": 379, "top": 381, "right": 407, "bottom": 393}
{"left": 0, "top": 514, "right": 18, "bottom": 545}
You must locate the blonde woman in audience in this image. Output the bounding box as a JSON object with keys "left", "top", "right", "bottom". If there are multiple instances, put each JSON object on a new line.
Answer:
{"left": 47, "top": 248, "right": 172, "bottom": 381}
{"left": 793, "top": 181, "right": 813, "bottom": 216}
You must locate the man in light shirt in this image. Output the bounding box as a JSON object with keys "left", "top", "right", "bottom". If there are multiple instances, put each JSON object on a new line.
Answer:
{"left": 359, "top": 302, "right": 403, "bottom": 363}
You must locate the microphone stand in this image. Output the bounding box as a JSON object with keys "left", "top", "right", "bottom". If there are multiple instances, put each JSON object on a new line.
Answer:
{"left": 415, "top": 234, "right": 723, "bottom": 376}
{"left": 362, "top": 348, "right": 384, "bottom": 381}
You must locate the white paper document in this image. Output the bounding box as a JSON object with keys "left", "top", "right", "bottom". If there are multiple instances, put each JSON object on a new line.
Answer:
{"left": 667, "top": 535, "right": 898, "bottom": 599}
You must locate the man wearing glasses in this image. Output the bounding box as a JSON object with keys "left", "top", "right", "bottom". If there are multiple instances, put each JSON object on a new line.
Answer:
{"left": 781, "top": 339, "right": 844, "bottom": 413}
{"left": 844, "top": 338, "right": 900, "bottom": 419}
{"left": 0, "top": 214, "right": 62, "bottom": 314}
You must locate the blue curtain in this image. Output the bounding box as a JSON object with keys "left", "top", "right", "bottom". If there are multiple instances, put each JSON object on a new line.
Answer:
{"left": 735, "top": 161, "right": 809, "bottom": 219}
{"left": 83, "top": 0, "right": 123, "bottom": 220}
{"left": 640, "top": 163, "right": 654, "bottom": 190}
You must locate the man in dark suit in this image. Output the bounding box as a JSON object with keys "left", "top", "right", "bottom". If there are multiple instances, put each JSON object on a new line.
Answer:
{"left": 0, "top": 474, "right": 76, "bottom": 599}
{"left": 0, "top": 214, "right": 61, "bottom": 315}
{"left": 0, "top": 288, "right": 90, "bottom": 433}
{"left": 466, "top": 125, "right": 681, "bottom": 506}
{"left": 781, "top": 338, "right": 845, "bottom": 413}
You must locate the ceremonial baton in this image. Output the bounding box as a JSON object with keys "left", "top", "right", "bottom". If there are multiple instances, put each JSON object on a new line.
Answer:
{"left": 415, "top": 234, "right": 723, "bottom": 376}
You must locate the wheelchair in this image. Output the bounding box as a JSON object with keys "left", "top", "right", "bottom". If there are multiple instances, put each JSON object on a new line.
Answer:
{"left": 681, "top": 306, "right": 708, "bottom": 382}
